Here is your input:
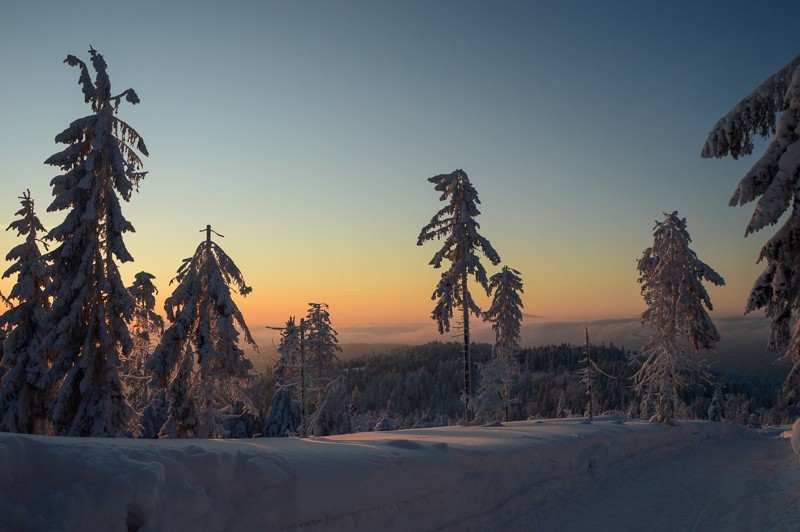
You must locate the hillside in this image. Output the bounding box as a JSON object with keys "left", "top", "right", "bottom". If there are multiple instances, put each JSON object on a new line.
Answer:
{"left": 1, "top": 419, "right": 797, "bottom": 531}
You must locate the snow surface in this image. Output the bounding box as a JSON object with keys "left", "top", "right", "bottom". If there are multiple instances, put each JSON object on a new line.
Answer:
{"left": 0, "top": 418, "right": 797, "bottom": 531}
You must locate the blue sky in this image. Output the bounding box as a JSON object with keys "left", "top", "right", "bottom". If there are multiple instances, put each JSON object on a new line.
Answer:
{"left": 1, "top": 1, "right": 799, "bottom": 354}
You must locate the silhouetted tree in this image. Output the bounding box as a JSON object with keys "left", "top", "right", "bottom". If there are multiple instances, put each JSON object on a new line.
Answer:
{"left": 124, "top": 272, "right": 163, "bottom": 413}
{"left": 148, "top": 226, "right": 256, "bottom": 438}
{"left": 480, "top": 266, "right": 524, "bottom": 421}
{"left": 42, "top": 48, "right": 148, "bottom": 436}
{"left": 0, "top": 191, "right": 52, "bottom": 433}
{"left": 263, "top": 317, "right": 303, "bottom": 437}
{"left": 417, "top": 169, "right": 501, "bottom": 421}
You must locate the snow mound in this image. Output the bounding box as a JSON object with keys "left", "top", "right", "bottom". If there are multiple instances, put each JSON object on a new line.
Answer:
{"left": 0, "top": 420, "right": 775, "bottom": 531}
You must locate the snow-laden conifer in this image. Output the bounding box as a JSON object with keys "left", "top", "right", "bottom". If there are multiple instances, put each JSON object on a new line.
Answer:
{"left": 305, "top": 303, "right": 342, "bottom": 385}
{"left": 309, "top": 375, "right": 352, "bottom": 436}
{"left": 473, "top": 360, "right": 506, "bottom": 423}
{"left": 42, "top": 48, "right": 148, "bottom": 436}
{"left": 124, "top": 272, "right": 164, "bottom": 414}
{"left": 303, "top": 303, "right": 350, "bottom": 435}
{"left": 479, "top": 266, "right": 524, "bottom": 421}
{"left": 632, "top": 212, "right": 725, "bottom": 424}
{"left": 708, "top": 386, "right": 725, "bottom": 422}
{"left": 263, "top": 317, "right": 303, "bottom": 437}
{"left": 702, "top": 53, "right": 800, "bottom": 392}
{"left": 484, "top": 266, "right": 524, "bottom": 351}
{"left": 417, "top": 169, "right": 501, "bottom": 421}
{"left": 147, "top": 226, "right": 256, "bottom": 438}
{"left": 0, "top": 191, "right": 52, "bottom": 433}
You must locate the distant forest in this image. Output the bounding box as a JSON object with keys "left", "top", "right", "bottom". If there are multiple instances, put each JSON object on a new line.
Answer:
{"left": 245, "top": 341, "right": 794, "bottom": 437}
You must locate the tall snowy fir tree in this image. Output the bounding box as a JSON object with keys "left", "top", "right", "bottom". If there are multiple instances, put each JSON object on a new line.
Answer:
{"left": 417, "top": 169, "right": 501, "bottom": 421}
{"left": 263, "top": 317, "right": 303, "bottom": 437}
{"left": 702, "top": 53, "right": 800, "bottom": 405}
{"left": 478, "top": 266, "right": 524, "bottom": 421}
{"left": 42, "top": 49, "right": 148, "bottom": 437}
{"left": 0, "top": 191, "right": 52, "bottom": 434}
{"left": 147, "top": 226, "right": 257, "bottom": 438}
{"left": 303, "top": 303, "right": 351, "bottom": 436}
{"left": 633, "top": 212, "right": 725, "bottom": 424}
{"left": 124, "top": 272, "right": 164, "bottom": 413}
{"left": 304, "top": 303, "right": 342, "bottom": 385}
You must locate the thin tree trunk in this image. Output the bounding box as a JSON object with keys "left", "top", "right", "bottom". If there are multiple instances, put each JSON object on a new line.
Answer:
{"left": 462, "top": 271, "right": 471, "bottom": 423}
{"left": 585, "top": 327, "right": 593, "bottom": 422}
{"left": 300, "top": 318, "right": 306, "bottom": 436}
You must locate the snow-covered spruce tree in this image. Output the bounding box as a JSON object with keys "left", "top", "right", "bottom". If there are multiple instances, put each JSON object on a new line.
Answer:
{"left": 305, "top": 303, "right": 342, "bottom": 384}
{"left": 481, "top": 266, "right": 524, "bottom": 421}
{"left": 417, "top": 169, "right": 501, "bottom": 422}
{"left": 556, "top": 388, "right": 568, "bottom": 418}
{"left": 310, "top": 375, "right": 352, "bottom": 436}
{"left": 124, "top": 272, "right": 164, "bottom": 413}
{"left": 702, "top": 53, "right": 800, "bottom": 396}
{"left": 147, "top": 226, "right": 257, "bottom": 438}
{"left": 632, "top": 212, "right": 725, "bottom": 424}
{"left": 263, "top": 317, "right": 303, "bottom": 437}
{"left": 708, "top": 386, "right": 725, "bottom": 422}
{"left": 304, "top": 303, "right": 351, "bottom": 436}
{"left": 42, "top": 48, "right": 148, "bottom": 437}
{"left": 473, "top": 359, "right": 505, "bottom": 423}
{"left": 0, "top": 191, "right": 52, "bottom": 434}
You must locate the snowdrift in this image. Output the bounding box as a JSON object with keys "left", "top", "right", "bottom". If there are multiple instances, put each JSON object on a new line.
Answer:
{"left": 0, "top": 419, "right": 784, "bottom": 531}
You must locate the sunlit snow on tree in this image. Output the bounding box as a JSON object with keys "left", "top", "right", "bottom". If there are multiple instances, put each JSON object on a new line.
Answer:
{"left": 124, "top": 272, "right": 164, "bottom": 415}
{"left": 147, "top": 226, "right": 257, "bottom": 438}
{"left": 632, "top": 212, "right": 724, "bottom": 424}
{"left": 475, "top": 266, "right": 524, "bottom": 422}
{"left": 263, "top": 316, "right": 303, "bottom": 437}
{"left": 42, "top": 48, "right": 148, "bottom": 437}
{"left": 702, "top": 53, "right": 800, "bottom": 403}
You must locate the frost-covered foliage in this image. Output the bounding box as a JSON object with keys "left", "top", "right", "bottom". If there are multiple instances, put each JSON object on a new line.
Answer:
{"left": 708, "top": 387, "right": 725, "bottom": 422}
{"left": 310, "top": 375, "right": 352, "bottom": 436}
{"left": 417, "top": 169, "right": 501, "bottom": 419}
{"left": 484, "top": 266, "right": 524, "bottom": 351}
{"left": 632, "top": 212, "right": 725, "bottom": 424}
{"left": 263, "top": 387, "right": 302, "bottom": 438}
{"left": 703, "top": 53, "right": 800, "bottom": 390}
{"left": 263, "top": 317, "right": 303, "bottom": 437}
{"left": 477, "top": 266, "right": 524, "bottom": 422}
{"left": 41, "top": 48, "right": 148, "bottom": 437}
{"left": 473, "top": 358, "right": 506, "bottom": 423}
{"left": 0, "top": 191, "right": 52, "bottom": 434}
{"left": 147, "top": 231, "right": 256, "bottom": 438}
{"left": 578, "top": 329, "right": 597, "bottom": 422}
{"left": 303, "top": 304, "right": 350, "bottom": 434}
{"left": 305, "top": 303, "right": 342, "bottom": 385}
{"left": 123, "top": 272, "right": 164, "bottom": 414}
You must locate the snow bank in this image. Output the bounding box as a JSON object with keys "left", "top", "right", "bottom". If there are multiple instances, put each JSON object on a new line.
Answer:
{"left": 0, "top": 419, "right": 770, "bottom": 531}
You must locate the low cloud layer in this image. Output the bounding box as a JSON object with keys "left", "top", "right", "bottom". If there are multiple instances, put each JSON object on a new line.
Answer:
{"left": 249, "top": 315, "right": 790, "bottom": 379}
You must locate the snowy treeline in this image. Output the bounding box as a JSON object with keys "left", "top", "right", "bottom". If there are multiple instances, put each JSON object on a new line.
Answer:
{"left": 0, "top": 50, "right": 261, "bottom": 439}
{"left": 339, "top": 341, "right": 792, "bottom": 431}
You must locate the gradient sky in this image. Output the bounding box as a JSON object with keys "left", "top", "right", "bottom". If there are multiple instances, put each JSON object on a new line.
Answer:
{"left": 1, "top": 1, "right": 799, "bottom": 359}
